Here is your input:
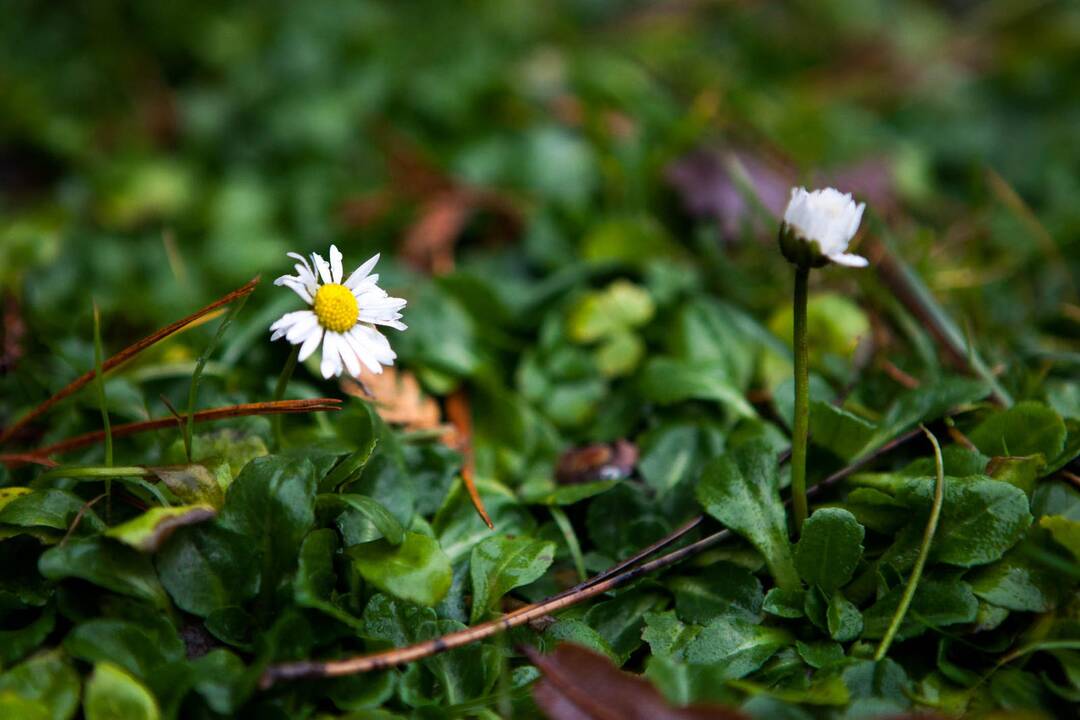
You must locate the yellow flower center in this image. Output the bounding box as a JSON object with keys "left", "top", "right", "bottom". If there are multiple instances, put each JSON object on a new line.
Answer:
{"left": 313, "top": 283, "right": 359, "bottom": 332}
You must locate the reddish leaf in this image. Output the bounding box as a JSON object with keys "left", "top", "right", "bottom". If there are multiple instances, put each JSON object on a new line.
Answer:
{"left": 525, "top": 643, "right": 746, "bottom": 720}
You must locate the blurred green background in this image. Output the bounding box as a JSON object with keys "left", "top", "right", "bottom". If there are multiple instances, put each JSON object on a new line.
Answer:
{"left": 1, "top": 0, "right": 1078, "bottom": 414}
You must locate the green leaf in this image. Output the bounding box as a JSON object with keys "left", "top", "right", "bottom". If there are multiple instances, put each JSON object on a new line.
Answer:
{"left": 796, "top": 640, "right": 845, "bottom": 669}
{"left": 38, "top": 537, "right": 169, "bottom": 608}
{"left": 147, "top": 465, "right": 225, "bottom": 508}
{"left": 105, "top": 504, "right": 216, "bottom": 553}
{"left": 348, "top": 532, "right": 452, "bottom": 607}
{"left": 968, "top": 549, "right": 1061, "bottom": 612}
{"left": 85, "top": 662, "right": 160, "bottom": 720}
{"left": 0, "top": 603, "right": 55, "bottom": 666}
{"left": 218, "top": 455, "right": 316, "bottom": 594}
{"left": 639, "top": 357, "right": 756, "bottom": 419}
{"left": 826, "top": 592, "right": 863, "bottom": 642}
{"left": 762, "top": 587, "right": 805, "bottom": 619}
{"left": 584, "top": 591, "right": 667, "bottom": 662}
{"left": 567, "top": 280, "right": 654, "bottom": 343}
{"left": 670, "top": 562, "right": 763, "bottom": 625}
{"left": 1040, "top": 515, "right": 1080, "bottom": 560}
{"left": 862, "top": 580, "right": 978, "bottom": 641}
{"left": 469, "top": 535, "right": 555, "bottom": 623}
{"left": 0, "top": 650, "right": 80, "bottom": 720}
{"left": 969, "top": 401, "right": 1066, "bottom": 460}
{"left": 294, "top": 528, "right": 363, "bottom": 630}
{"left": 808, "top": 402, "right": 877, "bottom": 461}
{"left": 64, "top": 616, "right": 183, "bottom": 685}
{"left": 865, "top": 377, "right": 988, "bottom": 451}
{"left": 683, "top": 617, "right": 792, "bottom": 679}
{"left": 434, "top": 478, "right": 534, "bottom": 564}
{"left": 0, "top": 488, "right": 105, "bottom": 539}
{"left": 155, "top": 523, "right": 258, "bottom": 617}
{"left": 317, "top": 494, "right": 404, "bottom": 546}
{"left": 794, "top": 508, "right": 865, "bottom": 591}
{"left": 637, "top": 422, "right": 724, "bottom": 498}
{"left": 696, "top": 441, "right": 799, "bottom": 590}
{"left": 906, "top": 476, "right": 1032, "bottom": 567}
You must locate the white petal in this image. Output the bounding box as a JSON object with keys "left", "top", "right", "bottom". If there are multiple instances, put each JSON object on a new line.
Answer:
{"left": 285, "top": 311, "right": 320, "bottom": 343}
{"left": 335, "top": 332, "right": 362, "bottom": 377}
{"left": 329, "top": 245, "right": 343, "bottom": 284}
{"left": 344, "top": 253, "right": 380, "bottom": 290}
{"left": 829, "top": 252, "right": 869, "bottom": 268}
{"left": 320, "top": 333, "right": 343, "bottom": 378}
{"left": 270, "top": 310, "right": 313, "bottom": 333}
{"left": 298, "top": 327, "right": 323, "bottom": 362}
{"left": 311, "top": 252, "right": 333, "bottom": 285}
{"left": 274, "top": 277, "right": 313, "bottom": 304}
{"left": 346, "top": 328, "right": 386, "bottom": 374}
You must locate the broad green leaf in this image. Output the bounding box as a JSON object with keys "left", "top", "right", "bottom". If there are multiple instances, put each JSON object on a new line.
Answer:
{"left": 155, "top": 523, "right": 258, "bottom": 617}
{"left": 64, "top": 616, "right": 183, "bottom": 685}
{"left": 670, "top": 563, "right": 762, "bottom": 624}
{"left": 1040, "top": 515, "right": 1080, "bottom": 560}
{"left": 0, "top": 650, "right": 80, "bottom": 720}
{"left": 434, "top": 478, "right": 534, "bottom": 564}
{"left": 0, "top": 603, "right": 54, "bottom": 666}
{"left": 639, "top": 357, "right": 756, "bottom": 419}
{"left": 0, "top": 486, "right": 32, "bottom": 510}
{"left": 189, "top": 649, "right": 253, "bottom": 715}
{"left": 969, "top": 550, "right": 1060, "bottom": 612}
{"left": 808, "top": 402, "right": 877, "bottom": 461}
{"left": 317, "top": 494, "right": 404, "bottom": 546}
{"left": 0, "top": 488, "right": 105, "bottom": 539}
{"left": 218, "top": 455, "right": 316, "bottom": 594}
{"left": 567, "top": 280, "right": 654, "bottom": 343}
{"left": 696, "top": 441, "right": 799, "bottom": 590}
{"left": 544, "top": 619, "right": 620, "bottom": 664}
{"left": 85, "top": 662, "right": 160, "bottom": 720}
{"left": 862, "top": 580, "right": 978, "bottom": 641}
{"left": 670, "top": 299, "right": 762, "bottom": 392}
{"left": 826, "top": 592, "right": 863, "bottom": 642}
{"left": 768, "top": 293, "right": 870, "bottom": 368}
{"left": 794, "top": 508, "right": 865, "bottom": 591}
{"left": 517, "top": 478, "right": 618, "bottom": 506}
{"left": 865, "top": 377, "right": 988, "bottom": 451}
{"left": 469, "top": 535, "right": 555, "bottom": 623}
{"left": 797, "top": 640, "right": 845, "bottom": 669}
{"left": 106, "top": 504, "right": 216, "bottom": 553}
{"left": 147, "top": 465, "right": 224, "bottom": 508}
{"left": 642, "top": 611, "right": 702, "bottom": 661}
{"left": 38, "top": 537, "right": 169, "bottom": 608}
{"left": 683, "top": 617, "right": 792, "bottom": 679}
{"left": 862, "top": 474, "right": 1033, "bottom": 568}
{"left": 762, "top": 588, "right": 805, "bottom": 619}
{"left": 584, "top": 591, "right": 667, "bottom": 662}
{"left": 349, "top": 532, "right": 452, "bottom": 607}
{"left": 360, "top": 593, "right": 436, "bottom": 648}
{"left": 637, "top": 422, "right": 724, "bottom": 498}
{"left": 968, "top": 401, "right": 1066, "bottom": 460}
{"left": 294, "top": 528, "right": 363, "bottom": 630}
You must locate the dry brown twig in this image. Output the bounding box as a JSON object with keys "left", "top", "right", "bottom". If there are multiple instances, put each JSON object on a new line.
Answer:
{"left": 0, "top": 398, "right": 341, "bottom": 467}
{"left": 260, "top": 425, "right": 925, "bottom": 688}
{"left": 0, "top": 276, "right": 262, "bottom": 445}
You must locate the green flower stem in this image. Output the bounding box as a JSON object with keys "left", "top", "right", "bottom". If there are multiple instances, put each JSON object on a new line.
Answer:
{"left": 875, "top": 425, "right": 945, "bottom": 661}
{"left": 92, "top": 304, "right": 113, "bottom": 522}
{"left": 550, "top": 505, "right": 586, "bottom": 582}
{"left": 791, "top": 264, "right": 811, "bottom": 534}
{"left": 272, "top": 344, "right": 301, "bottom": 449}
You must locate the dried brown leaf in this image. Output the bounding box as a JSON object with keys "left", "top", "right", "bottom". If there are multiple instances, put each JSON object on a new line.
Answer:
{"left": 525, "top": 643, "right": 746, "bottom": 720}
{"left": 555, "top": 440, "right": 638, "bottom": 485}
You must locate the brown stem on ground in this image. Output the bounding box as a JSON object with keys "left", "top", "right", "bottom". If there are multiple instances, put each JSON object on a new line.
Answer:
{"left": 444, "top": 388, "right": 494, "bottom": 529}
{"left": 259, "top": 425, "right": 924, "bottom": 688}
{"left": 0, "top": 276, "right": 261, "bottom": 446}
{"left": 0, "top": 398, "right": 341, "bottom": 467}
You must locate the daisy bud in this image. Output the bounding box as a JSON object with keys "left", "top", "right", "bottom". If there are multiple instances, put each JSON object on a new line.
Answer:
{"left": 778, "top": 187, "right": 868, "bottom": 269}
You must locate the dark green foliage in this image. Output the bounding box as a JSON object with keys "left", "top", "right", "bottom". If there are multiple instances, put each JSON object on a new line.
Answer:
{"left": 1, "top": 1, "right": 1079, "bottom": 717}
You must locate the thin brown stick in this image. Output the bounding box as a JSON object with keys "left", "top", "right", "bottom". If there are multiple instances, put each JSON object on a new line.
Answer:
{"left": 60, "top": 493, "right": 108, "bottom": 546}
{"left": 259, "top": 426, "right": 925, "bottom": 688}
{"left": 445, "top": 388, "right": 494, "bottom": 529}
{"left": 0, "top": 399, "right": 341, "bottom": 466}
{"left": 0, "top": 277, "right": 261, "bottom": 445}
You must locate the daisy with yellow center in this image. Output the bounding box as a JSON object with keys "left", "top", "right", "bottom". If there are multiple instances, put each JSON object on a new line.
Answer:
{"left": 270, "top": 245, "right": 407, "bottom": 378}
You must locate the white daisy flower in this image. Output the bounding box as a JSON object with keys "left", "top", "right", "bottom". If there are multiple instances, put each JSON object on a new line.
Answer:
{"left": 780, "top": 187, "right": 867, "bottom": 268}
{"left": 270, "top": 245, "right": 407, "bottom": 379}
